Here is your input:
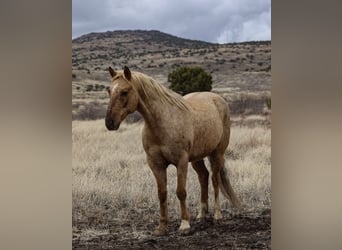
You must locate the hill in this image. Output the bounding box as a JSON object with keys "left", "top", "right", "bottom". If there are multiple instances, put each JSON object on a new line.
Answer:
{"left": 72, "top": 30, "right": 271, "bottom": 119}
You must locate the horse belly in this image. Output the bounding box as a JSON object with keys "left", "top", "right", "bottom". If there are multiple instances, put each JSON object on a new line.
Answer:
{"left": 142, "top": 124, "right": 193, "bottom": 165}
{"left": 189, "top": 123, "right": 223, "bottom": 162}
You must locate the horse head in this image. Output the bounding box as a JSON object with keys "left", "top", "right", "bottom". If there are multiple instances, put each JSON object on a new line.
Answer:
{"left": 105, "top": 66, "right": 139, "bottom": 130}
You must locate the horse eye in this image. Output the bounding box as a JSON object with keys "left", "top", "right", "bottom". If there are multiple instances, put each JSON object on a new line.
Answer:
{"left": 121, "top": 91, "right": 128, "bottom": 97}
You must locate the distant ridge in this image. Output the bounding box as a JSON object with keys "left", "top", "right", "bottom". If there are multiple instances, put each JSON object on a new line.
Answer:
{"left": 72, "top": 29, "right": 271, "bottom": 120}
{"left": 73, "top": 29, "right": 270, "bottom": 46}
{"left": 73, "top": 29, "right": 213, "bottom": 48}
{"left": 72, "top": 29, "right": 271, "bottom": 97}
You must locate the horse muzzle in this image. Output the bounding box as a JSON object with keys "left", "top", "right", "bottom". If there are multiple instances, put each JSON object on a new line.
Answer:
{"left": 105, "top": 118, "right": 120, "bottom": 131}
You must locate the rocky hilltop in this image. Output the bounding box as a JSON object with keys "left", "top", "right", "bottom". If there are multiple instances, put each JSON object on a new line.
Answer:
{"left": 72, "top": 30, "right": 271, "bottom": 119}
{"left": 72, "top": 30, "right": 270, "bottom": 89}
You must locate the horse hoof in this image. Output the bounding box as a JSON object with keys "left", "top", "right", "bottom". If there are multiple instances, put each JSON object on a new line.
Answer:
{"left": 179, "top": 227, "right": 191, "bottom": 235}
{"left": 214, "top": 213, "right": 223, "bottom": 221}
{"left": 153, "top": 227, "right": 167, "bottom": 236}
{"left": 196, "top": 214, "right": 205, "bottom": 221}
{"left": 179, "top": 220, "right": 191, "bottom": 235}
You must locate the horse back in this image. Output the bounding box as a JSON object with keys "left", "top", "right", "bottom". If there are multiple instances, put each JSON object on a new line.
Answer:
{"left": 184, "top": 92, "right": 229, "bottom": 122}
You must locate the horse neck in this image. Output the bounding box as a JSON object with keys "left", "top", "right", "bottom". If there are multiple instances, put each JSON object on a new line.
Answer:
{"left": 137, "top": 94, "right": 180, "bottom": 128}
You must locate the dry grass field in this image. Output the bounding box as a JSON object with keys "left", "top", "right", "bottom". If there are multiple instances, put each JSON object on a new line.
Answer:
{"left": 72, "top": 117, "right": 271, "bottom": 249}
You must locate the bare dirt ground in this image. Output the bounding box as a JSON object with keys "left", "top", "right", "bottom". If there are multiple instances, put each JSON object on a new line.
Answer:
{"left": 73, "top": 207, "right": 270, "bottom": 249}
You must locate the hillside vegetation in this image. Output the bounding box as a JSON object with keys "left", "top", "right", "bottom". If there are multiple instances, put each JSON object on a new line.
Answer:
{"left": 72, "top": 30, "right": 271, "bottom": 120}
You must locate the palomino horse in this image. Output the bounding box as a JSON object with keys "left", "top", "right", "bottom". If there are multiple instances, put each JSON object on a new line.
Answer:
{"left": 105, "top": 66, "right": 240, "bottom": 235}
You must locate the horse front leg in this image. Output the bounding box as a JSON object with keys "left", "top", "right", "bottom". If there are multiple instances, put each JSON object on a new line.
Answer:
{"left": 176, "top": 152, "right": 191, "bottom": 234}
{"left": 147, "top": 156, "right": 168, "bottom": 236}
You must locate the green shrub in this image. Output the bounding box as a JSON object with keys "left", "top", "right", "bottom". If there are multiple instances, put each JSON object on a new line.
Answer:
{"left": 168, "top": 66, "right": 212, "bottom": 95}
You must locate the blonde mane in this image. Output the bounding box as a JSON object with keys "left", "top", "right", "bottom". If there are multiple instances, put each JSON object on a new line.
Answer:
{"left": 119, "top": 71, "right": 190, "bottom": 111}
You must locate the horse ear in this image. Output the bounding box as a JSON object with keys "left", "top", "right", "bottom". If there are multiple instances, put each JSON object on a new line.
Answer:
{"left": 123, "top": 66, "right": 131, "bottom": 81}
{"left": 109, "top": 67, "right": 116, "bottom": 77}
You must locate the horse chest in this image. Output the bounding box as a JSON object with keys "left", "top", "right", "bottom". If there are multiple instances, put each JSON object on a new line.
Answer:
{"left": 142, "top": 130, "right": 191, "bottom": 165}
{"left": 160, "top": 145, "right": 187, "bottom": 164}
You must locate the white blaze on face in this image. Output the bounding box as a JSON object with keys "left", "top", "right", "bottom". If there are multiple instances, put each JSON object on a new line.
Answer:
{"left": 111, "top": 83, "right": 118, "bottom": 94}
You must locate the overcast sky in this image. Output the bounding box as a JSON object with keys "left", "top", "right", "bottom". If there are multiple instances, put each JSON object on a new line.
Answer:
{"left": 72, "top": 0, "right": 271, "bottom": 43}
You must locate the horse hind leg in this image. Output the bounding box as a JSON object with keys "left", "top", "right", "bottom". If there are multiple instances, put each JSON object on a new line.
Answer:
{"left": 191, "top": 159, "right": 209, "bottom": 220}
{"left": 210, "top": 153, "right": 241, "bottom": 221}
{"left": 209, "top": 153, "right": 224, "bottom": 220}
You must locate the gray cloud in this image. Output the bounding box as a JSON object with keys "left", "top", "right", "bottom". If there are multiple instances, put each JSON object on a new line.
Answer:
{"left": 72, "top": 0, "right": 270, "bottom": 43}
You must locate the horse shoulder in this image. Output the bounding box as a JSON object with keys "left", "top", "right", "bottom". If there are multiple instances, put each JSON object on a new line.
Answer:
{"left": 142, "top": 124, "right": 157, "bottom": 150}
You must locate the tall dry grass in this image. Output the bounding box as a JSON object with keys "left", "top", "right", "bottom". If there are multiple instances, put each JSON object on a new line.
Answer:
{"left": 73, "top": 119, "right": 270, "bottom": 225}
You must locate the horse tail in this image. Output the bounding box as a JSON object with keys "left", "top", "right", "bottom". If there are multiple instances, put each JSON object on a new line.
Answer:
{"left": 220, "top": 166, "right": 241, "bottom": 208}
